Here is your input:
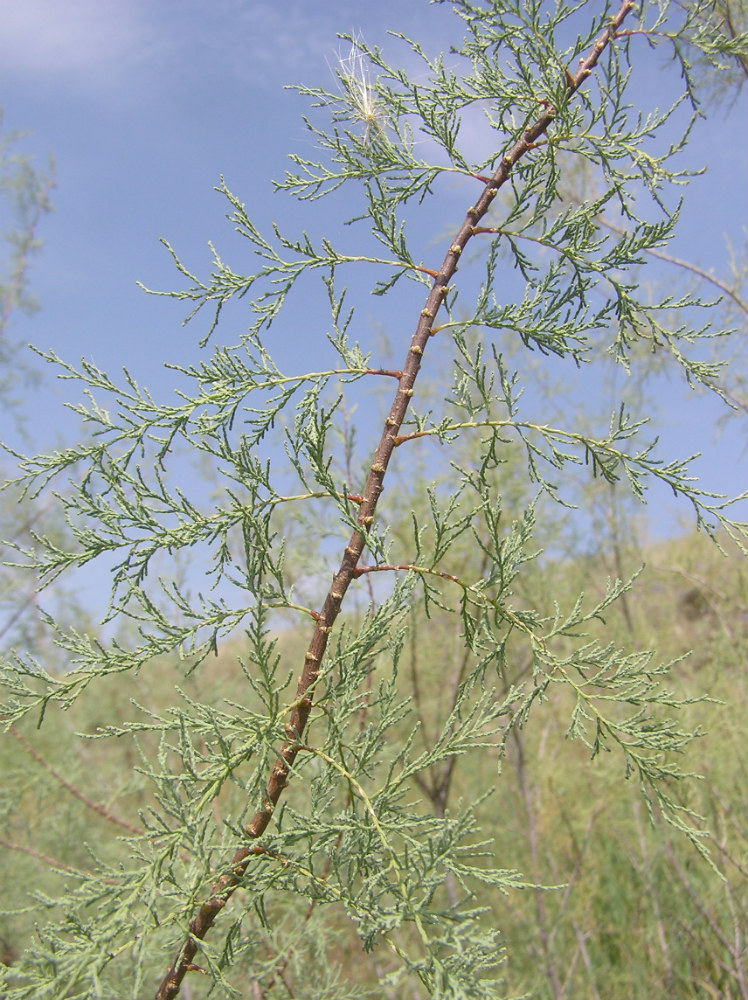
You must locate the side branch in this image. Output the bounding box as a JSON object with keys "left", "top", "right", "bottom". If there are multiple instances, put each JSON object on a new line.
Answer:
{"left": 353, "top": 562, "right": 462, "bottom": 588}
{"left": 10, "top": 727, "right": 143, "bottom": 836}
{"left": 155, "top": 2, "right": 634, "bottom": 995}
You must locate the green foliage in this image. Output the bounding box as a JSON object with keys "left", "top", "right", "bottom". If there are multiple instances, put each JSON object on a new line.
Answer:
{"left": 0, "top": 110, "right": 62, "bottom": 661}
{"left": 0, "top": 109, "right": 54, "bottom": 407}
{"left": 1, "top": 2, "right": 747, "bottom": 998}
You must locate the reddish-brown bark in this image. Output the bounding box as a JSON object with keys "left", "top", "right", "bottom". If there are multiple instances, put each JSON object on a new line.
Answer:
{"left": 155, "top": 4, "right": 634, "bottom": 995}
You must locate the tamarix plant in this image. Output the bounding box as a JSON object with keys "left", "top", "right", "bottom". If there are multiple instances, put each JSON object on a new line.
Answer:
{"left": 1, "top": 2, "right": 746, "bottom": 998}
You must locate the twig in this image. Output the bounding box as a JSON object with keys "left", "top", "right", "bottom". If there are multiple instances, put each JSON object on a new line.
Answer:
{"left": 10, "top": 726, "right": 143, "bottom": 836}
{"left": 154, "top": 5, "right": 636, "bottom": 995}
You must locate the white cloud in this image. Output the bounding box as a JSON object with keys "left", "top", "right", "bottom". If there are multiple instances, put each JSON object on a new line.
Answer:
{"left": 0, "top": 0, "right": 343, "bottom": 108}
{"left": 0, "top": 0, "right": 147, "bottom": 83}
{"left": 0, "top": 0, "right": 459, "bottom": 109}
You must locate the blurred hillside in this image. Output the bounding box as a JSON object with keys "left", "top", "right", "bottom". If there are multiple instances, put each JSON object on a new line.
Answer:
{"left": 1, "top": 527, "right": 745, "bottom": 997}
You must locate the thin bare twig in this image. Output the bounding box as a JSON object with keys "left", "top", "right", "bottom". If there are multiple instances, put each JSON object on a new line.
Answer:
{"left": 10, "top": 726, "right": 143, "bottom": 836}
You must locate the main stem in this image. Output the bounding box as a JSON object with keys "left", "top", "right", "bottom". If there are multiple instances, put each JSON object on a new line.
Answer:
{"left": 155, "top": 4, "right": 633, "bottom": 994}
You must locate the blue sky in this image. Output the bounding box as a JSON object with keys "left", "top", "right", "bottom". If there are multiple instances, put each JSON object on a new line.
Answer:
{"left": 0, "top": 1, "right": 460, "bottom": 429}
{"left": 1, "top": 0, "right": 746, "bottom": 544}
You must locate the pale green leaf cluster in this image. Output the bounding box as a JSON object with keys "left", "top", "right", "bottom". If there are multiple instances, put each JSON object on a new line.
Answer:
{"left": 1, "top": 1, "right": 746, "bottom": 997}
